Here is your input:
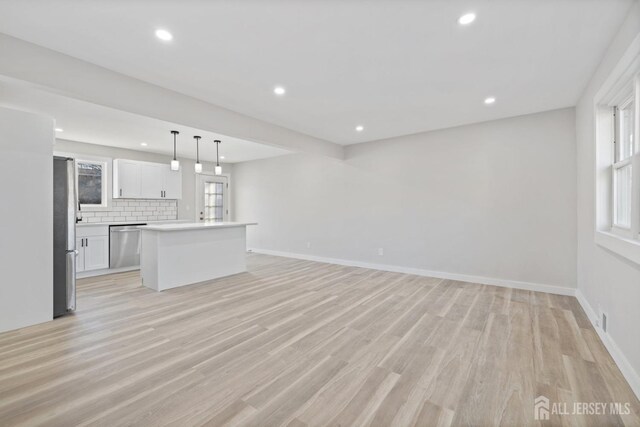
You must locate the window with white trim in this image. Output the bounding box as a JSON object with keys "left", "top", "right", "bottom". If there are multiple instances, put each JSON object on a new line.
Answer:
{"left": 612, "top": 94, "right": 636, "bottom": 232}
{"left": 593, "top": 41, "right": 640, "bottom": 265}
{"left": 76, "top": 159, "right": 108, "bottom": 208}
{"left": 600, "top": 71, "right": 640, "bottom": 244}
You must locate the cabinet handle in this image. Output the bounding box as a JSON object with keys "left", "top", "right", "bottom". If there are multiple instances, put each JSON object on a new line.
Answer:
{"left": 119, "top": 188, "right": 122, "bottom": 197}
{"left": 85, "top": 238, "right": 88, "bottom": 247}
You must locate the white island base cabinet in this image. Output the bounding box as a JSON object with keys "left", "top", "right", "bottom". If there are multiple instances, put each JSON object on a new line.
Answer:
{"left": 139, "top": 222, "right": 256, "bottom": 291}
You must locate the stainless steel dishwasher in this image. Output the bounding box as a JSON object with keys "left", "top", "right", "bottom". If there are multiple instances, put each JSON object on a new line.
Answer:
{"left": 109, "top": 224, "right": 146, "bottom": 269}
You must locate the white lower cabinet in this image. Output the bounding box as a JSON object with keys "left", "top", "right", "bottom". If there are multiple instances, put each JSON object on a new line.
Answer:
{"left": 77, "top": 226, "right": 109, "bottom": 272}
{"left": 83, "top": 235, "right": 109, "bottom": 271}
{"left": 76, "top": 238, "right": 86, "bottom": 273}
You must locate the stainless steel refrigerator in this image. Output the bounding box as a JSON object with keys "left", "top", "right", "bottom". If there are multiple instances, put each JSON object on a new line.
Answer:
{"left": 53, "top": 156, "right": 78, "bottom": 317}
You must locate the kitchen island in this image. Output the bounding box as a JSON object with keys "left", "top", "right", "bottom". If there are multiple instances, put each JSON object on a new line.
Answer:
{"left": 138, "top": 222, "right": 257, "bottom": 291}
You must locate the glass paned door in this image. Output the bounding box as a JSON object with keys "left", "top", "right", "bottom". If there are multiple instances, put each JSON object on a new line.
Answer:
{"left": 204, "top": 181, "right": 224, "bottom": 221}
{"left": 196, "top": 174, "right": 228, "bottom": 222}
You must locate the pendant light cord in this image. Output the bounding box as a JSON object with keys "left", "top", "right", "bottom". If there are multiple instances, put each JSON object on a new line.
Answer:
{"left": 215, "top": 140, "right": 221, "bottom": 166}
{"left": 171, "top": 130, "right": 179, "bottom": 161}
{"left": 194, "top": 136, "right": 201, "bottom": 163}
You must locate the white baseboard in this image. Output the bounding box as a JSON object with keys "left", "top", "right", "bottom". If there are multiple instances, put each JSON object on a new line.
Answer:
{"left": 249, "top": 248, "right": 576, "bottom": 296}
{"left": 76, "top": 266, "right": 139, "bottom": 279}
{"left": 575, "top": 289, "right": 640, "bottom": 400}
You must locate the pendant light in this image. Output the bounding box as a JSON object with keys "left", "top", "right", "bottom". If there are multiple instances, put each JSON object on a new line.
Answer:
{"left": 193, "top": 135, "right": 202, "bottom": 173}
{"left": 170, "top": 130, "right": 180, "bottom": 171}
{"left": 214, "top": 139, "right": 222, "bottom": 175}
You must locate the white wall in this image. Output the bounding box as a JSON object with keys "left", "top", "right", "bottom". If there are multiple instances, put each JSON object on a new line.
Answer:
{"left": 576, "top": 1, "right": 640, "bottom": 396}
{"left": 0, "top": 107, "right": 53, "bottom": 333}
{"left": 54, "top": 139, "right": 232, "bottom": 221}
{"left": 235, "top": 108, "right": 577, "bottom": 292}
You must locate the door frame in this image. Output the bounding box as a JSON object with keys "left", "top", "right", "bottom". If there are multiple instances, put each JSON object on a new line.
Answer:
{"left": 194, "top": 172, "right": 231, "bottom": 222}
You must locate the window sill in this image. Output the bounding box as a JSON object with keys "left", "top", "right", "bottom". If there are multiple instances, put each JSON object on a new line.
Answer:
{"left": 595, "top": 231, "right": 640, "bottom": 266}
{"left": 80, "top": 205, "right": 111, "bottom": 212}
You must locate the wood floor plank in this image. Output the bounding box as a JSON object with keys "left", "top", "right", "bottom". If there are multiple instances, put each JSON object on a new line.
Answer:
{"left": 0, "top": 253, "right": 637, "bottom": 426}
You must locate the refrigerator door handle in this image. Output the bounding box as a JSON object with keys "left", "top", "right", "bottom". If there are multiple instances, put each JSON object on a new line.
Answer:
{"left": 66, "top": 250, "right": 76, "bottom": 311}
{"left": 66, "top": 159, "right": 77, "bottom": 251}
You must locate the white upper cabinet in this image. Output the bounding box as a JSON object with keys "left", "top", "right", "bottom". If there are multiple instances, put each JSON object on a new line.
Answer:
{"left": 113, "top": 159, "right": 140, "bottom": 198}
{"left": 113, "top": 159, "right": 182, "bottom": 199}
{"left": 163, "top": 166, "right": 182, "bottom": 199}
{"left": 140, "top": 162, "right": 165, "bottom": 199}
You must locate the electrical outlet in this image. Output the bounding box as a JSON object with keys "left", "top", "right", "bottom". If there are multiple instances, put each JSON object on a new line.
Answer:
{"left": 597, "top": 307, "right": 608, "bottom": 332}
{"left": 378, "top": 248, "right": 384, "bottom": 256}
{"left": 306, "top": 242, "right": 311, "bottom": 248}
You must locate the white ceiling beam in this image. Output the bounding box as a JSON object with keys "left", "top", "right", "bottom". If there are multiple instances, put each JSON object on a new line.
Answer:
{"left": 0, "top": 33, "right": 344, "bottom": 160}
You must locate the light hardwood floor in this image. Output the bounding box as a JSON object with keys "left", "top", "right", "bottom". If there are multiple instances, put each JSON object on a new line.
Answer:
{"left": 0, "top": 253, "right": 638, "bottom": 426}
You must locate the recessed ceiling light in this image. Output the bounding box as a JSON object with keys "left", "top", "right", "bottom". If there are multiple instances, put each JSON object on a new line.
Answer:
{"left": 140, "top": 142, "right": 148, "bottom": 146}
{"left": 484, "top": 97, "right": 496, "bottom": 105}
{"left": 458, "top": 13, "right": 476, "bottom": 25}
{"left": 355, "top": 125, "right": 364, "bottom": 132}
{"left": 220, "top": 156, "right": 225, "bottom": 159}
{"left": 274, "top": 86, "right": 286, "bottom": 96}
{"left": 155, "top": 29, "right": 173, "bottom": 41}
{"left": 55, "top": 128, "right": 63, "bottom": 132}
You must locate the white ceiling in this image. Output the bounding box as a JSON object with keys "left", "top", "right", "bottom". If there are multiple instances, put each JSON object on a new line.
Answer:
{"left": 0, "top": 0, "right": 634, "bottom": 144}
{"left": 0, "top": 80, "right": 290, "bottom": 163}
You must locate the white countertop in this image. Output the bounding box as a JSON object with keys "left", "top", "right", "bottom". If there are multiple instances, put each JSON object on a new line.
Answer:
{"left": 77, "top": 220, "right": 189, "bottom": 227}
{"left": 137, "top": 221, "right": 257, "bottom": 231}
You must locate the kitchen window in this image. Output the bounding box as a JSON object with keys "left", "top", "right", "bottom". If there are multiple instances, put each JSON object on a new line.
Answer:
{"left": 76, "top": 159, "right": 108, "bottom": 208}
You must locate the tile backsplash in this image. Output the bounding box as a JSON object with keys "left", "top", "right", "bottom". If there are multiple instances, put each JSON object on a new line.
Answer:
{"left": 80, "top": 199, "right": 178, "bottom": 223}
